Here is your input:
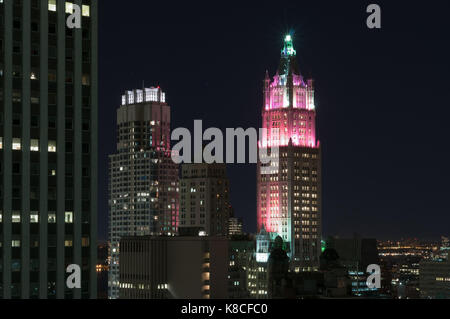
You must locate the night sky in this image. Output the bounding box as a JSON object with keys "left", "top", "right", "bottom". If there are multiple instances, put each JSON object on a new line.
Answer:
{"left": 98, "top": 0, "right": 450, "bottom": 242}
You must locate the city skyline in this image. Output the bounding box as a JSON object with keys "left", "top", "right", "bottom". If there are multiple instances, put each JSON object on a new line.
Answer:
{"left": 0, "top": 0, "right": 448, "bottom": 302}
{"left": 99, "top": 0, "right": 450, "bottom": 241}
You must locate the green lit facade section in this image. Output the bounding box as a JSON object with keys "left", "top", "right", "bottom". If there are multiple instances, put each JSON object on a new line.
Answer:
{"left": 321, "top": 240, "right": 327, "bottom": 253}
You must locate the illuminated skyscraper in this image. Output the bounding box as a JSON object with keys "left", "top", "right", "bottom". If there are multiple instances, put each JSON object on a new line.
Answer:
{"left": 108, "top": 87, "right": 179, "bottom": 299}
{"left": 1, "top": 0, "right": 97, "bottom": 299}
{"left": 257, "top": 35, "right": 322, "bottom": 271}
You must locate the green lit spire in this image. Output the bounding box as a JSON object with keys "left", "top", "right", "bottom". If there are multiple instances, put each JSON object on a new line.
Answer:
{"left": 278, "top": 34, "right": 300, "bottom": 76}
{"left": 282, "top": 34, "right": 296, "bottom": 56}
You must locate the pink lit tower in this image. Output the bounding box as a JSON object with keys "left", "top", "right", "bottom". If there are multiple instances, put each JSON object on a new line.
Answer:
{"left": 257, "top": 35, "right": 322, "bottom": 271}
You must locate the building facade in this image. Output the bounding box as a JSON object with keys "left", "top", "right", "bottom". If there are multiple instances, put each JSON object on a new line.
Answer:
{"left": 228, "top": 237, "right": 254, "bottom": 299}
{"left": 257, "top": 35, "right": 322, "bottom": 271}
{"left": 420, "top": 260, "right": 450, "bottom": 299}
{"left": 108, "top": 87, "right": 179, "bottom": 298}
{"left": 228, "top": 217, "right": 243, "bottom": 237}
{"left": 247, "top": 227, "right": 271, "bottom": 298}
{"left": 0, "top": 0, "right": 97, "bottom": 299}
{"left": 179, "top": 163, "right": 230, "bottom": 237}
{"left": 326, "top": 236, "right": 380, "bottom": 296}
{"left": 119, "top": 236, "right": 229, "bottom": 299}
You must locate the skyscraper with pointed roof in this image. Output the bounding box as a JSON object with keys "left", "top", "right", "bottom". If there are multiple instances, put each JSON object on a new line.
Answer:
{"left": 257, "top": 35, "right": 322, "bottom": 272}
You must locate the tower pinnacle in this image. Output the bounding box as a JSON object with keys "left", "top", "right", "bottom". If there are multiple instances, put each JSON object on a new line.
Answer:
{"left": 282, "top": 34, "right": 296, "bottom": 56}
{"left": 278, "top": 34, "right": 300, "bottom": 76}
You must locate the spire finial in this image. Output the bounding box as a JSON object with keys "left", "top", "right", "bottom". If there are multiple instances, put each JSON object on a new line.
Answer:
{"left": 282, "top": 34, "right": 296, "bottom": 56}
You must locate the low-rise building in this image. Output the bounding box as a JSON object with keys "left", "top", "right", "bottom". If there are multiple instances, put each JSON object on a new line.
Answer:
{"left": 119, "top": 236, "right": 229, "bottom": 299}
{"left": 420, "top": 260, "right": 450, "bottom": 299}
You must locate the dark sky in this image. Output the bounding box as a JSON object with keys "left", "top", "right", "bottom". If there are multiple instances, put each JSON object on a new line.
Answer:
{"left": 98, "top": 0, "right": 450, "bottom": 242}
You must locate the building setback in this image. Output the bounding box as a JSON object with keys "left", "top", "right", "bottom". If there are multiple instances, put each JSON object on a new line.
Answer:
{"left": 108, "top": 87, "right": 179, "bottom": 299}
{"left": 257, "top": 35, "right": 322, "bottom": 271}
{"left": 0, "top": 0, "right": 97, "bottom": 299}
{"left": 119, "top": 236, "right": 229, "bottom": 299}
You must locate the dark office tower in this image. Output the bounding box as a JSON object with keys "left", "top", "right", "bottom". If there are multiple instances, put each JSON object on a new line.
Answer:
{"left": 179, "top": 163, "right": 231, "bottom": 237}
{"left": 0, "top": 0, "right": 98, "bottom": 299}
{"left": 109, "top": 87, "right": 179, "bottom": 299}
{"left": 257, "top": 35, "right": 322, "bottom": 272}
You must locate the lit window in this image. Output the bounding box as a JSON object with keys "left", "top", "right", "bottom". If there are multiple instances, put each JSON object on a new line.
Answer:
{"left": 48, "top": 0, "right": 56, "bottom": 11}
{"left": 65, "top": 2, "right": 74, "bottom": 14}
{"left": 136, "top": 90, "right": 143, "bottom": 103}
{"left": 12, "top": 240, "right": 21, "bottom": 248}
{"left": 30, "top": 212, "right": 39, "bottom": 223}
{"left": 13, "top": 138, "right": 21, "bottom": 150}
{"left": 82, "top": 74, "right": 90, "bottom": 86}
{"left": 0, "top": 137, "right": 2, "bottom": 149}
{"left": 127, "top": 91, "right": 134, "bottom": 104}
{"left": 82, "top": 237, "right": 90, "bottom": 247}
{"left": 65, "top": 212, "right": 74, "bottom": 224}
{"left": 82, "top": 5, "right": 90, "bottom": 17}
{"left": 30, "top": 139, "right": 39, "bottom": 152}
{"left": 48, "top": 213, "right": 56, "bottom": 224}
{"left": 145, "top": 88, "right": 159, "bottom": 102}
{"left": 12, "top": 212, "right": 21, "bottom": 223}
{"left": 48, "top": 141, "right": 57, "bottom": 152}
